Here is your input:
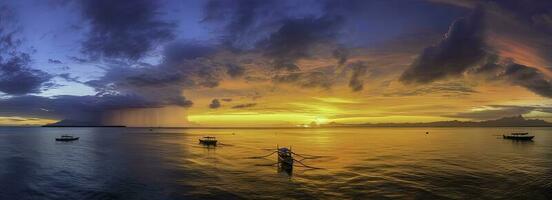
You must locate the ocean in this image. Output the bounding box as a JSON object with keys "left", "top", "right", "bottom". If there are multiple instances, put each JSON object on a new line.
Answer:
{"left": 0, "top": 127, "right": 551, "bottom": 199}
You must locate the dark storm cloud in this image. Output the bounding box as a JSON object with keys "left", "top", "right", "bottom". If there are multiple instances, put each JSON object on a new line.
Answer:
{"left": 163, "top": 42, "right": 215, "bottom": 64}
{"left": 470, "top": 54, "right": 501, "bottom": 75}
{"left": 398, "top": 4, "right": 552, "bottom": 99}
{"left": 348, "top": 61, "right": 369, "bottom": 92}
{"left": 202, "top": 0, "right": 282, "bottom": 48}
{"left": 500, "top": 63, "right": 552, "bottom": 98}
{"left": 197, "top": 66, "right": 220, "bottom": 88}
{"left": 272, "top": 70, "right": 335, "bottom": 89}
{"left": 458, "top": 0, "right": 552, "bottom": 27}
{"left": 48, "top": 59, "right": 63, "bottom": 64}
{"left": 226, "top": 64, "right": 245, "bottom": 78}
{"left": 400, "top": 9, "right": 487, "bottom": 83}
{"left": 333, "top": 47, "right": 349, "bottom": 66}
{"left": 446, "top": 105, "right": 552, "bottom": 120}
{"left": 0, "top": 94, "right": 191, "bottom": 124}
{"left": 0, "top": 7, "right": 53, "bottom": 95}
{"left": 260, "top": 16, "right": 344, "bottom": 71}
{"left": 90, "top": 41, "right": 225, "bottom": 93}
{"left": 0, "top": 54, "right": 53, "bottom": 95}
{"left": 123, "top": 71, "right": 187, "bottom": 88}
{"left": 434, "top": 0, "right": 552, "bottom": 69}
{"left": 150, "top": 42, "right": 223, "bottom": 89}
{"left": 203, "top": 0, "right": 345, "bottom": 71}
{"left": 79, "top": 0, "right": 175, "bottom": 60}
{"left": 232, "top": 103, "right": 256, "bottom": 109}
{"left": 86, "top": 65, "right": 195, "bottom": 108}
{"left": 78, "top": 41, "right": 232, "bottom": 121}
{"left": 209, "top": 99, "right": 220, "bottom": 109}
{"left": 467, "top": 54, "right": 552, "bottom": 98}
{"left": 467, "top": 56, "right": 552, "bottom": 98}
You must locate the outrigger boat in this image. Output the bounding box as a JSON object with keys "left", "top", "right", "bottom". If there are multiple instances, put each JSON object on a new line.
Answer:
{"left": 199, "top": 136, "right": 217, "bottom": 146}
{"left": 277, "top": 147, "right": 294, "bottom": 170}
{"left": 250, "top": 145, "right": 322, "bottom": 175}
{"left": 55, "top": 135, "right": 79, "bottom": 141}
{"left": 503, "top": 132, "right": 534, "bottom": 141}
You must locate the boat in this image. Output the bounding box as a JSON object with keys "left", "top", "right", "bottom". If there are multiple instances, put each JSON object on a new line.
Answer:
{"left": 503, "top": 132, "right": 534, "bottom": 141}
{"left": 55, "top": 135, "right": 79, "bottom": 141}
{"left": 199, "top": 136, "right": 217, "bottom": 146}
{"left": 277, "top": 147, "right": 294, "bottom": 169}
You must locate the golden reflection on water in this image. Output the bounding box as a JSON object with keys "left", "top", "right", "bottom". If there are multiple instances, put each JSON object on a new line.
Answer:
{"left": 157, "top": 127, "right": 548, "bottom": 177}
{"left": 1, "top": 127, "right": 550, "bottom": 199}
{"left": 155, "top": 127, "right": 550, "bottom": 199}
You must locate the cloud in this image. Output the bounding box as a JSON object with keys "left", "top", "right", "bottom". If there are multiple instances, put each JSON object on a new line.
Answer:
{"left": 0, "top": 54, "right": 53, "bottom": 95}
{"left": 400, "top": 9, "right": 487, "bottom": 83}
{"left": 469, "top": 56, "right": 552, "bottom": 98}
{"left": 384, "top": 81, "right": 477, "bottom": 97}
{"left": 260, "top": 16, "right": 344, "bottom": 70}
{"left": 226, "top": 64, "right": 245, "bottom": 78}
{"left": 232, "top": 103, "right": 256, "bottom": 109}
{"left": 348, "top": 61, "right": 369, "bottom": 92}
{"left": 500, "top": 63, "right": 552, "bottom": 98}
{"left": 74, "top": 41, "right": 238, "bottom": 122}
{"left": 433, "top": 0, "right": 552, "bottom": 71}
{"left": 68, "top": 56, "right": 88, "bottom": 63}
{"left": 0, "top": 5, "right": 20, "bottom": 52}
{"left": 58, "top": 73, "right": 82, "bottom": 83}
{"left": 446, "top": 105, "right": 552, "bottom": 120}
{"left": 0, "top": 8, "right": 53, "bottom": 95}
{"left": 86, "top": 41, "right": 229, "bottom": 106}
{"left": 48, "top": 59, "right": 63, "bottom": 64}
{"left": 397, "top": 5, "right": 552, "bottom": 99}
{"left": 86, "top": 66, "right": 194, "bottom": 108}
{"left": 203, "top": 0, "right": 345, "bottom": 71}
{"left": 209, "top": 99, "right": 221, "bottom": 109}
{"left": 333, "top": 47, "right": 349, "bottom": 66}
{"left": 163, "top": 42, "right": 215, "bottom": 64}
{"left": 202, "top": 0, "right": 283, "bottom": 49}
{"left": 272, "top": 70, "right": 335, "bottom": 89}
{"left": 79, "top": 0, "right": 175, "bottom": 60}
{"left": 0, "top": 94, "right": 191, "bottom": 124}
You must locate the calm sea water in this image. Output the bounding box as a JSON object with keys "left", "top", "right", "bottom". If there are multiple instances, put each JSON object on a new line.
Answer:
{"left": 0, "top": 127, "right": 550, "bottom": 199}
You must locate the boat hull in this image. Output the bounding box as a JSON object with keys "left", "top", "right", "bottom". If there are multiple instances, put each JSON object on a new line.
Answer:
{"left": 278, "top": 149, "right": 294, "bottom": 169}
{"left": 278, "top": 157, "right": 293, "bottom": 167}
{"left": 55, "top": 137, "right": 79, "bottom": 141}
{"left": 199, "top": 139, "right": 217, "bottom": 146}
{"left": 503, "top": 135, "right": 534, "bottom": 140}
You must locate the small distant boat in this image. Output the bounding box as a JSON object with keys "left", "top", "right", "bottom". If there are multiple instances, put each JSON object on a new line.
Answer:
{"left": 503, "top": 132, "right": 534, "bottom": 141}
{"left": 199, "top": 136, "right": 217, "bottom": 146}
{"left": 55, "top": 135, "right": 79, "bottom": 141}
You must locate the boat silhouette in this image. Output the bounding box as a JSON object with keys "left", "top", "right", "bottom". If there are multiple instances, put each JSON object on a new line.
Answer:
{"left": 55, "top": 135, "right": 79, "bottom": 141}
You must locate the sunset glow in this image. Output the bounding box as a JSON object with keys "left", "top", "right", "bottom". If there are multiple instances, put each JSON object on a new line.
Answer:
{"left": 0, "top": 0, "right": 551, "bottom": 127}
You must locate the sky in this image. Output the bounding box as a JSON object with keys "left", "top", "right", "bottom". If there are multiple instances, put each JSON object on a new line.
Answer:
{"left": 0, "top": 0, "right": 551, "bottom": 127}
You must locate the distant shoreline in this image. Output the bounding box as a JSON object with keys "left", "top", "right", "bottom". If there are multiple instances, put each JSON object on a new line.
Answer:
{"left": 1, "top": 125, "right": 551, "bottom": 129}
{"left": 41, "top": 125, "right": 127, "bottom": 128}
{"left": 14, "top": 115, "right": 550, "bottom": 129}
{"left": 52, "top": 125, "right": 552, "bottom": 129}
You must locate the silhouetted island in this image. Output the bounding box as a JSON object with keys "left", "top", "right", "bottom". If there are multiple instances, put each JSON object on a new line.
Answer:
{"left": 321, "top": 115, "right": 552, "bottom": 127}
{"left": 42, "top": 120, "right": 126, "bottom": 127}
